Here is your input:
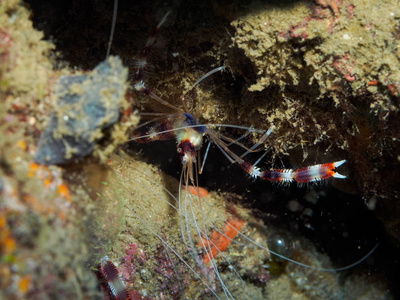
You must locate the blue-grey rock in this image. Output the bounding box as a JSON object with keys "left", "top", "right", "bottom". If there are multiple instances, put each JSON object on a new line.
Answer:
{"left": 35, "top": 56, "right": 128, "bottom": 165}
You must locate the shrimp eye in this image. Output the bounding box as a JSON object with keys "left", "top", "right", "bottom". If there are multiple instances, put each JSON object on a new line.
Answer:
{"left": 177, "top": 148, "right": 182, "bottom": 153}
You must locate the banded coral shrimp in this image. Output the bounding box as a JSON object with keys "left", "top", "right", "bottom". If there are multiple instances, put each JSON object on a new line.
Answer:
{"left": 25, "top": 0, "right": 394, "bottom": 298}
{"left": 95, "top": 4, "right": 382, "bottom": 299}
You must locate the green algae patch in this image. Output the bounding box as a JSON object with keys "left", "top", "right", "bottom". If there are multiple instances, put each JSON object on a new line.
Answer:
{"left": 228, "top": 0, "right": 400, "bottom": 155}
{"left": 231, "top": 1, "right": 310, "bottom": 90}
{"left": 0, "top": 0, "right": 54, "bottom": 98}
{"left": 231, "top": 0, "right": 400, "bottom": 110}
{"left": 102, "top": 151, "right": 273, "bottom": 299}
{"left": 0, "top": 1, "right": 136, "bottom": 298}
{"left": 107, "top": 150, "right": 227, "bottom": 251}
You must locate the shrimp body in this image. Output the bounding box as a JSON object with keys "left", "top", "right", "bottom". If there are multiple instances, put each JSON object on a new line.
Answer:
{"left": 175, "top": 113, "right": 205, "bottom": 165}
{"left": 240, "top": 160, "right": 346, "bottom": 183}
{"left": 102, "top": 7, "right": 375, "bottom": 300}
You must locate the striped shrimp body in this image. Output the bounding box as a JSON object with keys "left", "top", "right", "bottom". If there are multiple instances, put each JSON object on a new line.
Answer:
{"left": 240, "top": 160, "right": 346, "bottom": 183}
{"left": 96, "top": 4, "right": 378, "bottom": 300}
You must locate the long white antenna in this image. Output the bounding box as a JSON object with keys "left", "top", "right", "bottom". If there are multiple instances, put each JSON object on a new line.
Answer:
{"left": 106, "top": 0, "right": 118, "bottom": 59}
{"left": 189, "top": 66, "right": 225, "bottom": 90}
